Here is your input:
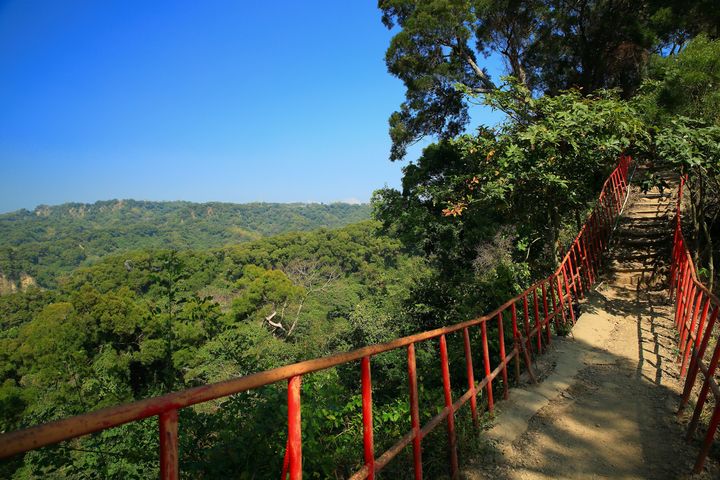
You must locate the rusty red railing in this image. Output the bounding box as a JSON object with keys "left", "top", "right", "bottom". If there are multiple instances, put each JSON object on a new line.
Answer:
{"left": 0, "top": 156, "right": 633, "bottom": 479}
{"left": 669, "top": 175, "right": 720, "bottom": 474}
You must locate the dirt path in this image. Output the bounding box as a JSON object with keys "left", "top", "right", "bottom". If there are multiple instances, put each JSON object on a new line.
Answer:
{"left": 463, "top": 175, "right": 718, "bottom": 479}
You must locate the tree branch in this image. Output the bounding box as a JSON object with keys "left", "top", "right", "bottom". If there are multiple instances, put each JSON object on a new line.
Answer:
{"left": 454, "top": 36, "right": 496, "bottom": 92}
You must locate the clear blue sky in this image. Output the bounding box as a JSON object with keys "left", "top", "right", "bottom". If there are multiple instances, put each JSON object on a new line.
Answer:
{"left": 0, "top": 1, "right": 505, "bottom": 213}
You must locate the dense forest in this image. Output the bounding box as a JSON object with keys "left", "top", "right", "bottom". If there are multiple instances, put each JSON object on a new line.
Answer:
{"left": 2, "top": 1, "right": 720, "bottom": 478}
{"left": 0, "top": 200, "right": 370, "bottom": 290}
{"left": 0, "top": 222, "right": 441, "bottom": 478}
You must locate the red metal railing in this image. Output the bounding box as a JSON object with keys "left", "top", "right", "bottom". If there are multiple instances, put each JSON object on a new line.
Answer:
{"left": 669, "top": 175, "right": 720, "bottom": 473}
{"left": 0, "top": 156, "right": 633, "bottom": 479}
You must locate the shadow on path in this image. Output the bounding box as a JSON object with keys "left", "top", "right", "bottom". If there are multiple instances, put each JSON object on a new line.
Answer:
{"left": 461, "top": 178, "right": 719, "bottom": 479}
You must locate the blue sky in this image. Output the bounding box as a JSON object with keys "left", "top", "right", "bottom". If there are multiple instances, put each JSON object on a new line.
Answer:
{"left": 0, "top": 1, "right": 505, "bottom": 213}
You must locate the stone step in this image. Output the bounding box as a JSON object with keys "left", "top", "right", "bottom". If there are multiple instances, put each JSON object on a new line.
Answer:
{"left": 631, "top": 197, "right": 674, "bottom": 204}
{"left": 618, "top": 219, "right": 669, "bottom": 226}
{"left": 637, "top": 193, "right": 673, "bottom": 199}
{"left": 607, "top": 253, "right": 665, "bottom": 263}
{"left": 610, "top": 261, "right": 658, "bottom": 270}
{"left": 627, "top": 205, "right": 672, "bottom": 211}
{"left": 610, "top": 269, "right": 665, "bottom": 279}
{"left": 615, "top": 229, "right": 667, "bottom": 238}
{"left": 609, "top": 277, "right": 651, "bottom": 287}
{"left": 620, "top": 212, "right": 664, "bottom": 222}
{"left": 603, "top": 285, "right": 670, "bottom": 298}
{"left": 615, "top": 237, "right": 668, "bottom": 247}
{"left": 620, "top": 217, "right": 670, "bottom": 224}
{"left": 627, "top": 205, "right": 673, "bottom": 212}
{"left": 624, "top": 211, "right": 671, "bottom": 219}
{"left": 617, "top": 226, "right": 669, "bottom": 234}
{"left": 628, "top": 200, "right": 677, "bottom": 212}
{"left": 614, "top": 245, "right": 668, "bottom": 254}
{"left": 610, "top": 256, "right": 668, "bottom": 266}
{"left": 610, "top": 266, "right": 658, "bottom": 275}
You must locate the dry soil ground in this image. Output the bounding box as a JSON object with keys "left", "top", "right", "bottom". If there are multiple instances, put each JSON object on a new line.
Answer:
{"left": 462, "top": 174, "right": 720, "bottom": 479}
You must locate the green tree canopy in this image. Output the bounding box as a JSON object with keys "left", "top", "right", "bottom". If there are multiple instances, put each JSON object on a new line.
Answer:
{"left": 379, "top": 0, "right": 717, "bottom": 160}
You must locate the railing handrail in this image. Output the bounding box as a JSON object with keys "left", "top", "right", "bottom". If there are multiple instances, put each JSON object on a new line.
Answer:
{"left": 0, "top": 289, "right": 537, "bottom": 457}
{"left": 669, "top": 174, "right": 720, "bottom": 474}
{"left": 671, "top": 175, "right": 720, "bottom": 304}
{"left": 0, "top": 156, "right": 634, "bottom": 479}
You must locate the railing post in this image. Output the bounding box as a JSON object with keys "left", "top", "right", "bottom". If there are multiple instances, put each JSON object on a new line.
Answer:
{"left": 522, "top": 294, "right": 533, "bottom": 354}
{"left": 439, "top": 335, "right": 458, "bottom": 478}
{"left": 480, "top": 321, "right": 494, "bottom": 413}
{"left": 675, "top": 263, "right": 691, "bottom": 330}
{"left": 590, "top": 213, "right": 602, "bottom": 270}
{"left": 361, "top": 356, "right": 375, "bottom": 480}
{"left": 688, "top": 337, "right": 720, "bottom": 473}
{"left": 550, "top": 276, "right": 561, "bottom": 333}
{"left": 497, "top": 312, "right": 509, "bottom": 399}
{"left": 673, "top": 259, "right": 683, "bottom": 325}
{"left": 532, "top": 289, "right": 541, "bottom": 352}
{"left": 679, "top": 305, "right": 718, "bottom": 416}
{"left": 670, "top": 212, "right": 682, "bottom": 299}
{"left": 555, "top": 275, "right": 568, "bottom": 326}
{"left": 511, "top": 303, "right": 521, "bottom": 385}
{"left": 681, "top": 293, "right": 703, "bottom": 376}
{"left": 694, "top": 403, "right": 720, "bottom": 474}
{"left": 564, "top": 256, "right": 576, "bottom": 303}
{"left": 511, "top": 302, "right": 537, "bottom": 384}
{"left": 462, "top": 328, "right": 478, "bottom": 425}
{"left": 542, "top": 282, "right": 551, "bottom": 345}
{"left": 562, "top": 264, "right": 576, "bottom": 323}
{"left": 407, "top": 343, "right": 423, "bottom": 480}
{"left": 159, "top": 410, "right": 179, "bottom": 480}
{"left": 611, "top": 172, "right": 622, "bottom": 214}
{"left": 287, "top": 375, "right": 302, "bottom": 480}
{"left": 675, "top": 258, "right": 686, "bottom": 326}
{"left": 571, "top": 245, "right": 584, "bottom": 298}
{"left": 679, "top": 285, "right": 698, "bottom": 358}
{"left": 582, "top": 232, "right": 594, "bottom": 286}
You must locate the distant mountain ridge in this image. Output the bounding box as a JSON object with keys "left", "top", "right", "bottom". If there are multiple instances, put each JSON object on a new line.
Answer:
{"left": 0, "top": 199, "right": 371, "bottom": 289}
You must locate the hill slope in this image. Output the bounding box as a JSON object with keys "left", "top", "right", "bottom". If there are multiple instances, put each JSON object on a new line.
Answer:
{"left": 0, "top": 199, "right": 371, "bottom": 288}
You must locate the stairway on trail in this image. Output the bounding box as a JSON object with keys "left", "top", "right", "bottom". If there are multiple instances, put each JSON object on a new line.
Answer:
{"left": 463, "top": 170, "right": 719, "bottom": 479}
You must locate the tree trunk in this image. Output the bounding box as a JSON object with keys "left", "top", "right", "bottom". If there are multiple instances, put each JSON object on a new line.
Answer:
{"left": 575, "top": 208, "right": 582, "bottom": 232}
{"left": 548, "top": 205, "right": 562, "bottom": 267}
{"left": 286, "top": 295, "right": 307, "bottom": 339}
{"left": 507, "top": 47, "right": 528, "bottom": 88}
{"left": 701, "top": 214, "right": 715, "bottom": 292}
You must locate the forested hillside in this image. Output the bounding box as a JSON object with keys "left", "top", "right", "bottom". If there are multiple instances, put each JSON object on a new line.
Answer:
{"left": 0, "top": 221, "right": 437, "bottom": 478}
{"left": 0, "top": 200, "right": 370, "bottom": 290}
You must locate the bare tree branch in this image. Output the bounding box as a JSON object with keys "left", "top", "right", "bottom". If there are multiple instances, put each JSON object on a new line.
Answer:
{"left": 281, "top": 260, "right": 341, "bottom": 339}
